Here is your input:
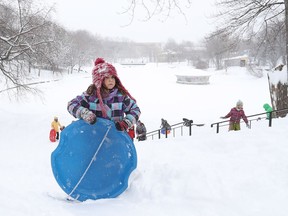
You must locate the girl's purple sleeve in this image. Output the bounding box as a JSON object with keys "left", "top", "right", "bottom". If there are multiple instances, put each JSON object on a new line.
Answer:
{"left": 123, "top": 97, "right": 141, "bottom": 124}
{"left": 67, "top": 93, "right": 88, "bottom": 119}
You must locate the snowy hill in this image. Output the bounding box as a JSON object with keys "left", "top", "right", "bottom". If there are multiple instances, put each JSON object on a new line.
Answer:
{"left": 1, "top": 63, "right": 288, "bottom": 216}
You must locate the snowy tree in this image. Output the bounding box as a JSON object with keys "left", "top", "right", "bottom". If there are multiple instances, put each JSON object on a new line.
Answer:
{"left": 0, "top": 0, "right": 53, "bottom": 95}
{"left": 210, "top": 0, "right": 288, "bottom": 115}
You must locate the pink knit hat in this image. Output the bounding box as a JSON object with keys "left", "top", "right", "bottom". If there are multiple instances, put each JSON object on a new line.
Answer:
{"left": 92, "top": 58, "right": 136, "bottom": 117}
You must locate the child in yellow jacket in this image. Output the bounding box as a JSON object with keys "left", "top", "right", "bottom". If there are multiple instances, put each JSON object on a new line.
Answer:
{"left": 51, "top": 117, "right": 63, "bottom": 140}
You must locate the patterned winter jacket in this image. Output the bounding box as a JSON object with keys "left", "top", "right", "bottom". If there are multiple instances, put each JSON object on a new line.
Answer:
{"left": 224, "top": 107, "right": 248, "bottom": 124}
{"left": 67, "top": 88, "right": 140, "bottom": 124}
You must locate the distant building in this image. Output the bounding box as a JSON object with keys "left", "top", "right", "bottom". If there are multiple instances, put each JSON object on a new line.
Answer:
{"left": 224, "top": 55, "right": 249, "bottom": 67}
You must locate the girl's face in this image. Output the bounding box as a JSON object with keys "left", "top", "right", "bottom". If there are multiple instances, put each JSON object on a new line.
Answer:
{"left": 103, "top": 75, "right": 116, "bottom": 90}
{"left": 236, "top": 104, "right": 243, "bottom": 110}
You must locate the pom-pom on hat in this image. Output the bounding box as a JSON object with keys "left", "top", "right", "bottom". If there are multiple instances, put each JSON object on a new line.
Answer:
{"left": 91, "top": 58, "right": 136, "bottom": 117}
{"left": 236, "top": 100, "right": 243, "bottom": 106}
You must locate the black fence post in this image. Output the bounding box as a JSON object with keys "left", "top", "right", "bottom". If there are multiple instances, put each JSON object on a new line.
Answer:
{"left": 268, "top": 112, "right": 272, "bottom": 127}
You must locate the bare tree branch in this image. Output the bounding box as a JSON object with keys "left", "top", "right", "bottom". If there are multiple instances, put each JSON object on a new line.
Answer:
{"left": 120, "top": 0, "right": 191, "bottom": 26}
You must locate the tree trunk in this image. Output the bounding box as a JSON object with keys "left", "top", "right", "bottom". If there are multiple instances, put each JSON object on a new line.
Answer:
{"left": 271, "top": 82, "right": 288, "bottom": 117}
{"left": 268, "top": 0, "right": 288, "bottom": 117}
{"left": 285, "top": 0, "right": 288, "bottom": 80}
{"left": 268, "top": 73, "right": 288, "bottom": 117}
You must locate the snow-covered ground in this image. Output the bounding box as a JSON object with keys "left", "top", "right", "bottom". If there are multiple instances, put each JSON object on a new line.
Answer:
{"left": 1, "top": 62, "right": 288, "bottom": 216}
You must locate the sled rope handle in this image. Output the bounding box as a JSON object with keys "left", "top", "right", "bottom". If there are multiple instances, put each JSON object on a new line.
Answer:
{"left": 68, "top": 125, "right": 112, "bottom": 198}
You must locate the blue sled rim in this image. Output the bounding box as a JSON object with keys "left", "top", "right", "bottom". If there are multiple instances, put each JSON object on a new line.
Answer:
{"left": 51, "top": 118, "right": 137, "bottom": 202}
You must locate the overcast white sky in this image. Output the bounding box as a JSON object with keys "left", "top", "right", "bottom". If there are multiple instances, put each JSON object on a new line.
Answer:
{"left": 42, "top": 0, "right": 216, "bottom": 43}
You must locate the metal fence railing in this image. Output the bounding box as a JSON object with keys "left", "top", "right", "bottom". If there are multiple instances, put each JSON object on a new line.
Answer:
{"left": 142, "top": 108, "right": 288, "bottom": 140}
{"left": 145, "top": 118, "right": 204, "bottom": 140}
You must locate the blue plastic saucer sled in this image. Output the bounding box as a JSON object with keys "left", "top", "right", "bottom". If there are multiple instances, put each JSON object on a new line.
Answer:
{"left": 51, "top": 118, "right": 137, "bottom": 202}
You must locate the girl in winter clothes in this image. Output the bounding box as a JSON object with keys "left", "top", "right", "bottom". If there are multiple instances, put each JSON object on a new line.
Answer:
{"left": 221, "top": 100, "right": 249, "bottom": 131}
{"left": 67, "top": 58, "right": 141, "bottom": 133}
{"left": 51, "top": 116, "right": 63, "bottom": 140}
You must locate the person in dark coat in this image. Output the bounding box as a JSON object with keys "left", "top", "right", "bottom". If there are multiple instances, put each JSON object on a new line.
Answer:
{"left": 160, "top": 118, "right": 171, "bottom": 134}
{"left": 136, "top": 120, "right": 147, "bottom": 141}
